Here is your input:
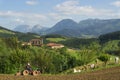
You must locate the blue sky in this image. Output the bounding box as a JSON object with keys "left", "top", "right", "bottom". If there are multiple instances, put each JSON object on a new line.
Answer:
{"left": 0, "top": 0, "right": 120, "bottom": 29}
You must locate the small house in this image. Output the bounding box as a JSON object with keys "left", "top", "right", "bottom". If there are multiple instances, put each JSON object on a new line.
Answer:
{"left": 47, "top": 43, "right": 64, "bottom": 49}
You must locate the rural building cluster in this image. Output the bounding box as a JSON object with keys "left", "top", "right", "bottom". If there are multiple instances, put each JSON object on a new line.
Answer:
{"left": 21, "top": 38, "right": 64, "bottom": 49}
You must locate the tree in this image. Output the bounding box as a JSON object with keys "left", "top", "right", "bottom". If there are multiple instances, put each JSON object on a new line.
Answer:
{"left": 9, "top": 49, "right": 32, "bottom": 73}
{"left": 59, "top": 47, "right": 67, "bottom": 54}
{"left": 66, "top": 55, "right": 77, "bottom": 68}
{"left": 77, "top": 49, "right": 97, "bottom": 65}
{"left": 3, "top": 37, "right": 19, "bottom": 49}
{"left": 98, "top": 53, "right": 110, "bottom": 65}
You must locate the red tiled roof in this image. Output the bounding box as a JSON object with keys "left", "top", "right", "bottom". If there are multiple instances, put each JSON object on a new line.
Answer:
{"left": 47, "top": 43, "right": 63, "bottom": 47}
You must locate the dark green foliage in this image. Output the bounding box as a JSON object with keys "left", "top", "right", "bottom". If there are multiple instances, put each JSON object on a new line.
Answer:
{"left": 0, "top": 39, "right": 11, "bottom": 73}
{"left": 31, "top": 47, "right": 54, "bottom": 73}
{"left": 60, "top": 38, "right": 98, "bottom": 48}
{"left": 16, "top": 32, "right": 40, "bottom": 42}
{"left": 3, "top": 37, "right": 19, "bottom": 49}
{"left": 0, "top": 56, "right": 11, "bottom": 73}
{"left": 98, "top": 53, "right": 110, "bottom": 65}
{"left": 41, "top": 34, "right": 65, "bottom": 38}
{"left": 66, "top": 55, "right": 77, "bottom": 68}
{"left": 100, "top": 40, "right": 120, "bottom": 56}
{"left": 58, "top": 47, "right": 67, "bottom": 54}
{"left": 118, "top": 41, "right": 120, "bottom": 48}
{"left": 99, "top": 31, "right": 120, "bottom": 44}
{"left": 77, "top": 50, "right": 97, "bottom": 65}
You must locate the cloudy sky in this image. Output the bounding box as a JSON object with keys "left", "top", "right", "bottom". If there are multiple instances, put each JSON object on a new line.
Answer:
{"left": 0, "top": 0, "right": 120, "bottom": 29}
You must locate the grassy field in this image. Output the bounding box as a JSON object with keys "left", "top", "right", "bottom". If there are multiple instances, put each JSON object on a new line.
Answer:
{"left": 0, "top": 66, "right": 120, "bottom": 80}
{"left": 46, "top": 38, "right": 66, "bottom": 42}
{"left": 0, "top": 29, "right": 15, "bottom": 34}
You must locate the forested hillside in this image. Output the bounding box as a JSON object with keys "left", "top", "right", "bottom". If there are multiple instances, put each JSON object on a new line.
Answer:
{"left": 99, "top": 31, "right": 120, "bottom": 43}
{"left": 0, "top": 26, "right": 40, "bottom": 41}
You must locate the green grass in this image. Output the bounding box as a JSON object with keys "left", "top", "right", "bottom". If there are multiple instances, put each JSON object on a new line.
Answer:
{"left": 0, "top": 29, "right": 15, "bottom": 34}
{"left": 102, "top": 40, "right": 120, "bottom": 51}
{"left": 46, "top": 38, "right": 66, "bottom": 42}
{"left": 62, "top": 51, "right": 120, "bottom": 74}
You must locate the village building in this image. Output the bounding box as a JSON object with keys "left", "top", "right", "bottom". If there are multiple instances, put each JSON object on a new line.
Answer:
{"left": 21, "top": 38, "right": 43, "bottom": 46}
{"left": 30, "top": 38, "right": 43, "bottom": 46}
{"left": 47, "top": 43, "right": 64, "bottom": 49}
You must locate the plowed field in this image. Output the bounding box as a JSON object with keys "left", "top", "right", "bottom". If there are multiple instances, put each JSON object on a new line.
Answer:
{"left": 0, "top": 66, "right": 120, "bottom": 80}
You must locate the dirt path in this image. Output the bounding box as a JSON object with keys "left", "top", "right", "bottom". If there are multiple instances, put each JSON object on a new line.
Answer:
{"left": 0, "top": 66, "right": 120, "bottom": 80}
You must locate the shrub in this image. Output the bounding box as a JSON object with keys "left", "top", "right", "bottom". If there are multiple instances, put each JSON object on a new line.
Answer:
{"left": 98, "top": 53, "right": 110, "bottom": 65}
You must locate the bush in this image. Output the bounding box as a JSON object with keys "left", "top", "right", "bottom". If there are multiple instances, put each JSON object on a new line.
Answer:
{"left": 77, "top": 50, "right": 97, "bottom": 65}
{"left": 98, "top": 53, "right": 110, "bottom": 65}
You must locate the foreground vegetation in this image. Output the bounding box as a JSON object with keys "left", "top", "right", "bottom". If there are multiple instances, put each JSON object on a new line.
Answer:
{"left": 0, "top": 37, "right": 99, "bottom": 74}
{"left": 0, "top": 31, "right": 120, "bottom": 75}
{"left": 0, "top": 36, "right": 120, "bottom": 74}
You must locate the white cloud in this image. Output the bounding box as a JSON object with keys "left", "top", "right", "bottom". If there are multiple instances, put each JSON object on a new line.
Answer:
{"left": 26, "top": 0, "right": 38, "bottom": 6}
{"left": 0, "top": 11, "right": 47, "bottom": 19}
{"left": 55, "top": 1, "right": 94, "bottom": 15}
{"left": 15, "top": 18, "right": 24, "bottom": 23}
{"left": 111, "top": 1, "right": 120, "bottom": 7}
{"left": 48, "top": 13, "right": 65, "bottom": 20}
{"left": 0, "top": 11, "right": 48, "bottom": 26}
{"left": 0, "top": 11, "right": 23, "bottom": 18}
{"left": 55, "top": 0, "right": 113, "bottom": 17}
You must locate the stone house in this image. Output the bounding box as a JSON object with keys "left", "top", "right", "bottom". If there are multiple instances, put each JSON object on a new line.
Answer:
{"left": 30, "top": 38, "right": 43, "bottom": 46}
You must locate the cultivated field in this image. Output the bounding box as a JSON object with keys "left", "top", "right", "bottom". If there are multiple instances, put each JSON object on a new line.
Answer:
{"left": 0, "top": 66, "right": 120, "bottom": 80}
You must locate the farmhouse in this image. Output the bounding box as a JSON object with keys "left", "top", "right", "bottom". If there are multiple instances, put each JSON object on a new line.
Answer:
{"left": 30, "top": 38, "right": 43, "bottom": 46}
{"left": 47, "top": 43, "right": 64, "bottom": 49}
{"left": 21, "top": 38, "right": 43, "bottom": 46}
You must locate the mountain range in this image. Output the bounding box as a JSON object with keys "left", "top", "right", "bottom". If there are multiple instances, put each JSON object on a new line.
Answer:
{"left": 13, "top": 18, "right": 120, "bottom": 38}
{"left": 1, "top": 23, "right": 120, "bottom": 43}
{"left": 14, "top": 24, "right": 48, "bottom": 34}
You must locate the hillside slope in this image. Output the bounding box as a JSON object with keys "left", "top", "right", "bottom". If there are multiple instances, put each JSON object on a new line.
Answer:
{"left": 0, "top": 26, "right": 40, "bottom": 41}
{"left": 99, "top": 31, "right": 120, "bottom": 43}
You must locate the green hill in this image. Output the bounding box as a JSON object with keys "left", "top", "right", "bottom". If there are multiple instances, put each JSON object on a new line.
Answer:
{"left": 99, "top": 31, "right": 120, "bottom": 43}
{"left": 0, "top": 26, "right": 40, "bottom": 41}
